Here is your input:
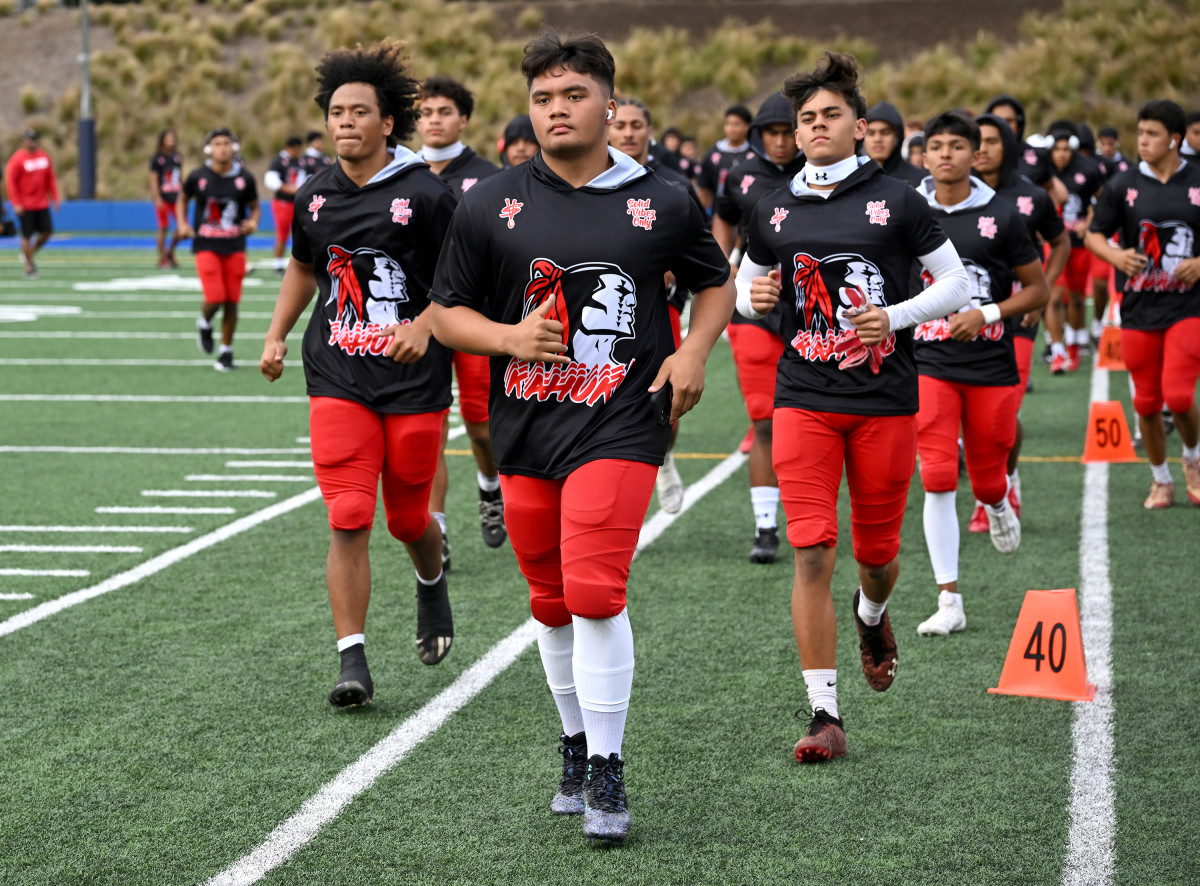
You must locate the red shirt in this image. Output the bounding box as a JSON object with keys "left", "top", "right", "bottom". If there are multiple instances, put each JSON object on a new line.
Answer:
{"left": 5, "top": 148, "right": 59, "bottom": 211}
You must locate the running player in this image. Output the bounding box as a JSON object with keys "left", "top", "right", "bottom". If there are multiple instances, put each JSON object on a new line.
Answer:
{"left": 5, "top": 129, "right": 60, "bottom": 279}
{"left": 911, "top": 111, "right": 1049, "bottom": 636}
{"left": 416, "top": 75, "right": 506, "bottom": 560}
{"left": 260, "top": 41, "right": 457, "bottom": 706}
{"left": 865, "top": 102, "right": 924, "bottom": 186}
{"left": 970, "top": 112, "right": 1070, "bottom": 531}
{"left": 177, "top": 128, "right": 260, "bottom": 372}
{"left": 264, "top": 135, "right": 307, "bottom": 276}
{"left": 1086, "top": 99, "right": 1200, "bottom": 508}
{"left": 303, "top": 130, "right": 334, "bottom": 174}
{"left": 737, "top": 53, "right": 969, "bottom": 762}
{"left": 696, "top": 104, "right": 753, "bottom": 210}
{"left": 711, "top": 92, "right": 806, "bottom": 563}
{"left": 429, "top": 31, "right": 734, "bottom": 843}
{"left": 149, "top": 128, "right": 183, "bottom": 268}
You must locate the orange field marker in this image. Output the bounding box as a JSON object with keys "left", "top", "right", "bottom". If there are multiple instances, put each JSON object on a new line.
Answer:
{"left": 989, "top": 588, "right": 1095, "bottom": 701}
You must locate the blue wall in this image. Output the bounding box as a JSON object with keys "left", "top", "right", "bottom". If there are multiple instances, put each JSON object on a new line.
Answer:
{"left": 7, "top": 200, "right": 280, "bottom": 233}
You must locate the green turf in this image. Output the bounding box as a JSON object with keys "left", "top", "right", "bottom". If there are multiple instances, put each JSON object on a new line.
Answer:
{"left": 0, "top": 251, "right": 1197, "bottom": 885}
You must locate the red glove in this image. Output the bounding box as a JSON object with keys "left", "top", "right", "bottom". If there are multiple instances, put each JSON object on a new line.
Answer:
{"left": 835, "top": 288, "right": 886, "bottom": 374}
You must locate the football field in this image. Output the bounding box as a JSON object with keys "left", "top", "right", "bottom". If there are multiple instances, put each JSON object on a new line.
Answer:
{"left": 0, "top": 248, "right": 1197, "bottom": 886}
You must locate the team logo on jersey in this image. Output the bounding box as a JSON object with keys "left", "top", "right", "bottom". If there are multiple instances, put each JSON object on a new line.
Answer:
{"left": 1190, "top": 187, "right": 1200, "bottom": 207}
{"left": 1016, "top": 196, "right": 1034, "bottom": 216}
{"left": 461, "top": 177, "right": 478, "bottom": 193}
{"left": 198, "top": 178, "right": 207, "bottom": 191}
{"left": 866, "top": 200, "right": 890, "bottom": 226}
{"left": 1023, "top": 149, "right": 1038, "bottom": 168}
{"left": 789, "top": 252, "right": 895, "bottom": 366}
{"left": 503, "top": 258, "right": 638, "bottom": 406}
{"left": 309, "top": 195, "right": 326, "bottom": 220}
{"left": 1074, "top": 172, "right": 1086, "bottom": 185}
{"left": 711, "top": 151, "right": 721, "bottom": 164}
{"left": 390, "top": 198, "right": 412, "bottom": 225}
{"left": 740, "top": 176, "right": 756, "bottom": 195}
{"left": 235, "top": 177, "right": 246, "bottom": 191}
{"left": 1130, "top": 221, "right": 1195, "bottom": 293}
{"left": 324, "top": 245, "right": 411, "bottom": 355}
{"left": 915, "top": 259, "right": 1003, "bottom": 343}
{"left": 978, "top": 216, "right": 998, "bottom": 239}
{"left": 499, "top": 198, "right": 524, "bottom": 229}
{"left": 627, "top": 198, "right": 656, "bottom": 231}
{"left": 770, "top": 207, "right": 789, "bottom": 232}
{"left": 1126, "top": 188, "right": 1138, "bottom": 207}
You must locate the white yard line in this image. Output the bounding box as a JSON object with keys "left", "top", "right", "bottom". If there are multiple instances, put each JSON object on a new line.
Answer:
{"left": 1062, "top": 366, "right": 1116, "bottom": 886}
{"left": 0, "top": 487, "right": 323, "bottom": 639}
{"left": 95, "top": 507, "right": 236, "bottom": 515}
{"left": 1, "top": 395, "right": 308, "bottom": 404}
{"left": 0, "top": 292, "right": 278, "bottom": 303}
{"left": 186, "top": 475, "right": 314, "bottom": 483}
{"left": 0, "top": 593, "right": 36, "bottom": 601}
{"left": 0, "top": 545, "right": 143, "bottom": 553}
{"left": 144, "top": 490, "right": 278, "bottom": 499}
{"left": 0, "top": 525, "right": 193, "bottom": 533}
{"left": 0, "top": 569, "right": 90, "bottom": 577}
{"left": 0, "top": 359, "right": 290, "bottom": 368}
{"left": 225, "top": 461, "right": 314, "bottom": 469}
{"left": 204, "top": 451, "right": 746, "bottom": 886}
{"left": 1, "top": 447, "right": 311, "bottom": 455}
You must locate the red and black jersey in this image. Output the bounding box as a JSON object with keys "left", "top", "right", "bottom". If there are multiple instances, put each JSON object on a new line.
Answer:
{"left": 697, "top": 142, "right": 754, "bottom": 200}
{"left": 429, "top": 150, "right": 731, "bottom": 479}
{"left": 1054, "top": 154, "right": 1106, "bottom": 247}
{"left": 291, "top": 153, "right": 456, "bottom": 413}
{"left": 267, "top": 151, "right": 307, "bottom": 204}
{"left": 995, "top": 175, "right": 1065, "bottom": 341}
{"left": 717, "top": 153, "right": 807, "bottom": 336}
{"left": 912, "top": 185, "right": 1039, "bottom": 387}
{"left": 1091, "top": 161, "right": 1200, "bottom": 331}
{"left": 150, "top": 151, "right": 183, "bottom": 203}
{"left": 430, "top": 147, "right": 500, "bottom": 202}
{"left": 181, "top": 162, "right": 258, "bottom": 254}
{"left": 745, "top": 162, "right": 947, "bottom": 416}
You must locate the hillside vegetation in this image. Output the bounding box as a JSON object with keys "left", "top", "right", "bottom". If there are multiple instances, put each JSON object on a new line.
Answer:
{"left": 3, "top": 0, "right": 1199, "bottom": 199}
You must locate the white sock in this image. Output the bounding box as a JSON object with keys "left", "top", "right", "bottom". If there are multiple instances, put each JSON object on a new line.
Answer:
{"left": 1091, "top": 318, "right": 1104, "bottom": 337}
{"left": 750, "top": 486, "right": 779, "bottom": 530}
{"left": 537, "top": 621, "right": 585, "bottom": 736}
{"left": 940, "top": 590, "right": 964, "bottom": 610}
{"left": 1008, "top": 469, "right": 1021, "bottom": 501}
{"left": 477, "top": 470, "right": 501, "bottom": 493}
{"left": 1183, "top": 443, "right": 1200, "bottom": 463}
{"left": 1150, "top": 462, "right": 1173, "bottom": 484}
{"left": 432, "top": 512, "right": 447, "bottom": 534}
{"left": 274, "top": 256, "right": 285, "bottom": 270}
{"left": 923, "top": 490, "right": 959, "bottom": 585}
{"left": 802, "top": 669, "right": 838, "bottom": 720}
{"left": 219, "top": 344, "right": 232, "bottom": 356}
{"left": 573, "top": 609, "right": 634, "bottom": 760}
{"left": 856, "top": 592, "right": 887, "bottom": 627}
{"left": 337, "top": 633, "right": 364, "bottom": 653}
{"left": 197, "top": 316, "right": 212, "bottom": 330}
{"left": 1051, "top": 341, "right": 1067, "bottom": 359}
{"left": 416, "top": 570, "right": 443, "bottom": 586}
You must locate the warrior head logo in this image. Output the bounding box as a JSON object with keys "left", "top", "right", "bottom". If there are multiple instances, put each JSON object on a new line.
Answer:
{"left": 1138, "top": 221, "right": 1194, "bottom": 277}
{"left": 793, "top": 253, "right": 885, "bottom": 334}
{"left": 326, "top": 245, "right": 409, "bottom": 327}
{"left": 523, "top": 258, "right": 637, "bottom": 369}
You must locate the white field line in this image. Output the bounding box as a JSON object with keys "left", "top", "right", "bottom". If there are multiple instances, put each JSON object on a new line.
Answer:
{"left": 1, "top": 447, "right": 311, "bottom": 455}
{"left": 0, "top": 545, "right": 143, "bottom": 553}
{"left": 204, "top": 450, "right": 746, "bottom": 886}
{"left": 186, "top": 475, "right": 314, "bottom": 483}
{"left": 144, "top": 490, "right": 277, "bottom": 499}
{"left": 1, "top": 395, "right": 308, "bottom": 404}
{"left": 0, "top": 292, "right": 278, "bottom": 303}
{"left": 1062, "top": 366, "right": 1116, "bottom": 886}
{"left": 95, "top": 506, "right": 236, "bottom": 515}
{"left": 0, "top": 525, "right": 193, "bottom": 533}
{"left": 0, "top": 569, "right": 90, "bottom": 577}
{"left": 295, "top": 437, "right": 310, "bottom": 444}
{"left": 0, "top": 487, "right": 322, "bottom": 640}
{"left": 0, "top": 593, "right": 36, "bottom": 600}
{"left": 225, "top": 461, "right": 314, "bottom": 469}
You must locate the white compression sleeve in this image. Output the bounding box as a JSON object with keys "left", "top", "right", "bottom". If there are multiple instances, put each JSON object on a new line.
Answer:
{"left": 263, "top": 170, "right": 283, "bottom": 192}
{"left": 537, "top": 621, "right": 585, "bottom": 736}
{"left": 573, "top": 609, "right": 634, "bottom": 758}
{"left": 923, "top": 490, "right": 960, "bottom": 584}
{"left": 883, "top": 240, "right": 971, "bottom": 331}
{"left": 734, "top": 258, "right": 775, "bottom": 320}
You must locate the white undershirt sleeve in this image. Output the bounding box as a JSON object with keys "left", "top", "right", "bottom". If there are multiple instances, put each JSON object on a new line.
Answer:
{"left": 734, "top": 258, "right": 776, "bottom": 320}
{"left": 883, "top": 240, "right": 971, "bottom": 331}
{"left": 264, "top": 170, "right": 283, "bottom": 192}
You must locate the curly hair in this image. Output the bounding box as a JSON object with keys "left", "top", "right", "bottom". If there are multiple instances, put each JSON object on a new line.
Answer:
{"left": 521, "top": 30, "right": 615, "bottom": 96}
{"left": 782, "top": 52, "right": 867, "bottom": 121}
{"left": 313, "top": 41, "right": 420, "bottom": 145}
{"left": 419, "top": 76, "right": 475, "bottom": 119}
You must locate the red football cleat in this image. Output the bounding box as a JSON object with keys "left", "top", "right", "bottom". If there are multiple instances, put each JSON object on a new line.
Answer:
{"left": 967, "top": 503, "right": 989, "bottom": 533}
{"left": 738, "top": 425, "right": 754, "bottom": 454}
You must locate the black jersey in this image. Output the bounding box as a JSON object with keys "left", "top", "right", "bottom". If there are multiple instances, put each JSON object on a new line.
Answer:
{"left": 428, "top": 147, "right": 500, "bottom": 202}
{"left": 181, "top": 163, "right": 258, "bottom": 254}
{"left": 716, "top": 153, "right": 806, "bottom": 335}
{"left": 1018, "top": 145, "right": 1053, "bottom": 187}
{"left": 1091, "top": 161, "right": 1200, "bottom": 331}
{"left": 644, "top": 156, "right": 703, "bottom": 313}
{"left": 1055, "top": 154, "right": 1106, "bottom": 247}
{"left": 996, "top": 175, "right": 1064, "bottom": 341}
{"left": 266, "top": 151, "right": 307, "bottom": 204}
{"left": 150, "top": 151, "right": 183, "bottom": 203}
{"left": 301, "top": 149, "right": 334, "bottom": 178}
{"left": 912, "top": 185, "right": 1039, "bottom": 387}
{"left": 429, "top": 150, "right": 731, "bottom": 479}
{"left": 291, "top": 153, "right": 456, "bottom": 413}
{"left": 745, "top": 161, "right": 947, "bottom": 416}
{"left": 697, "top": 142, "right": 754, "bottom": 201}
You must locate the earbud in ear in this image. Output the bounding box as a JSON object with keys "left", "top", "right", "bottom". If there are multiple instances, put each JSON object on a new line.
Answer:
{"left": 607, "top": 109, "right": 614, "bottom": 121}
{"left": 1170, "top": 139, "right": 1177, "bottom": 149}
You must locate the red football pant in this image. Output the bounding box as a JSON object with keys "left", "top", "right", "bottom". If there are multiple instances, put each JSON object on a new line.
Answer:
{"left": 271, "top": 199, "right": 294, "bottom": 251}
{"left": 309, "top": 397, "right": 445, "bottom": 542}
{"left": 155, "top": 202, "right": 176, "bottom": 231}
{"left": 451, "top": 350, "right": 491, "bottom": 424}
{"left": 668, "top": 304, "right": 683, "bottom": 350}
{"left": 917, "top": 376, "right": 1018, "bottom": 504}
{"left": 1013, "top": 335, "right": 1034, "bottom": 407}
{"left": 727, "top": 322, "right": 784, "bottom": 421}
{"left": 773, "top": 408, "right": 917, "bottom": 568}
{"left": 1055, "top": 246, "right": 1091, "bottom": 292}
{"left": 1122, "top": 317, "right": 1200, "bottom": 417}
{"left": 501, "top": 459, "right": 657, "bottom": 627}
{"left": 195, "top": 251, "right": 245, "bottom": 304}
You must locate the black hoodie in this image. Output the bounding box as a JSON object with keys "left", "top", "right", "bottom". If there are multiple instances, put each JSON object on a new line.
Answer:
{"left": 984, "top": 94, "right": 1052, "bottom": 185}
{"left": 866, "top": 101, "right": 923, "bottom": 188}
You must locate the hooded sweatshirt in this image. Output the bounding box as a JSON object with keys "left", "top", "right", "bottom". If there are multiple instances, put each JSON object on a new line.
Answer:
{"left": 290, "top": 146, "right": 457, "bottom": 413}
{"left": 866, "top": 102, "right": 923, "bottom": 188}
{"left": 499, "top": 115, "right": 538, "bottom": 167}
{"left": 984, "top": 94, "right": 1053, "bottom": 185}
